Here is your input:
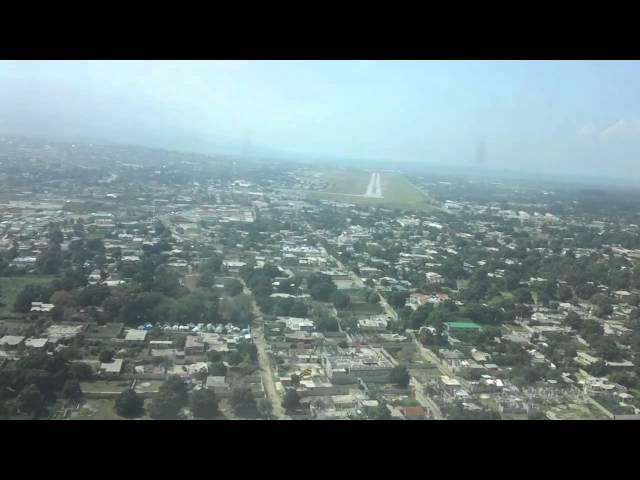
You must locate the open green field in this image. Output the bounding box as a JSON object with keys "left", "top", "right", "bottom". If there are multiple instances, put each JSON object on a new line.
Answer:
{"left": 80, "top": 380, "right": 133, "bottom": 394}
{"left": 547, "top": 402, "right": 609, "bottom": 420}
{"left": 67, "top": 398, "right": 153, "bottom": 420}
{"left": 309, "top": 170, "right": 438, "bottom": 211}
{"left": 0, "top": 275, "right": 56, "bottom": 316}
{"left": 343, "top": 302, "right": 384, "bottom": 317}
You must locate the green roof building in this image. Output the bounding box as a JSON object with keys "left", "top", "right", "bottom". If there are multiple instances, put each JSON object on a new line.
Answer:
{"left": 445, "top": 322, "right": 482, "bottom": 330}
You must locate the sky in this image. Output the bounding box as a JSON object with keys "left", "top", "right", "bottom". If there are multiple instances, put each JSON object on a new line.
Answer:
{"left": 1, "top": 60, "right": 640, "bottom": 181}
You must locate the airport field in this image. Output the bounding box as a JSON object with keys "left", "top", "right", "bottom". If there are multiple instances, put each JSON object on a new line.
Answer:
{"left": 309, "top": 169, "right": 438, "bottom": 210}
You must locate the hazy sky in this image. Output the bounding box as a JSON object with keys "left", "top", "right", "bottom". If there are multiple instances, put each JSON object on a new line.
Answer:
{"left": 1, "top": 60, "right": 640, "bottom": 180}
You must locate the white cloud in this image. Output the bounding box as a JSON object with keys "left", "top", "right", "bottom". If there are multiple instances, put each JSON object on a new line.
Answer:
{"left": 577, "top": 117, "right": 640, "bottom": 143}
{"left": 576, "top": 122, "right": 598, "bottom": 138}
{"left": 600, "top": 117, "right": 640, "bottom": 140}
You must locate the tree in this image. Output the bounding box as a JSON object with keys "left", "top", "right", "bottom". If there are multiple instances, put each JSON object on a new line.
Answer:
{"left": 370, "top": 401, "right": 392, "bottom": 420}
{"left": 102, "top": 295, "right": 125, "bottom": 320}
{"left": 152, "top": 266, "right": 182, "bottom": 297}
{"left": 197, "top": 270, "right": 216, "bottom": 289}
{"left": 223, "top": 278, "right": 244, "bottom": 296}
{"left": 62, "top": 379, "right": 82, "bottom": 402}
{"left": 77, "top": 284, "right": 111, "bottom": 307}
{"left": 17, "top": 384, "right": 45, "bottom": 418}
{"left": 203, "top": 255, "right": 223, "bottom": 274}
{"left": 273, "top": 297, "right": 294, "bottom": 317}
{"left": 511, "top": 366, "right": 544, "bottom": 387}
{"left": 595, "top": 337, "right": 621, "bottom": 361}
{"left": 209, "top": 361, "right": 227, "bottom": 376}
{"left": 333, "top": 291, "right": 351, "bottom": 309}
{"left": 588, "top": 360, "right": 608, "bottom": 377}
{"left": 149, "top": 391, "right": 184, "bottom": 419}
{"left": 557, "top": 284, "right": 573, "bottom": 302}
{"left": 14, "top": 284, "right": 50, "bottom": 313}
{"left": 115, "top": 389, "right": 143, "bottom": 417}
{"left": 50, "top": 305, "right": 64, "bottom": 322}
{"left": 50, "top": 290, "right": 76, "bottom": 308}
{"left": 367, "top": 291, "right": 380, "bottom": 304}
{"left": 191, "top": 388, "right": 219, "bottom": 419}
{"left": 315, "top": 310, "right": 339, "bottom": 332}
{"left": 289, "top": 300, "right": 309, "bottom": 318}
{"left": 226, "top": 351, "right": 244, "bottom": 366}
{"left": 388, "top": 291, "right": 408, "bottom": 309}
{"left": 257, "top": 398, "right": 273, "bottom": 419}
{"left": 262, "top": 263, "right": 281, "bottom": 279}
{"left": 513, "top": 288, "right": 533, "bottom": 304}
{"left": 576, "top": 283, "right": 598, "bottom": 300}
{"left": 230, "top": 385, "right": 257, "bottom": 417}
{"left": 389, "top": 366, "right": 410, "bottom": 388}
{"left": 256, "top": 295, "right": 274, "bottom": 314}
{"left": 220, "top": 295, "right": 254, "bottom": 327}
{"left": 282, "top": 388, "right": 301, "bottom": 412}
{"left": 160, "top": 375, "right": 189, "bottom": 405}
{"left": 310, "top": 282, "right": 336, "bottom": 302}
{"left": 99, "top": 349, "right": 114, "bottom": 363}
{"left": 565, "top": 311, "right": 583, "bottom": 330}
{"left": 276, "top": 279, "right": 295, "bottom": 294}
{"left": 290, "top": 373, "right": 301, "bottom": 387}
{"left": 69, "top": 362, "right": 94, "bottom": 381}
{"left": 36, "top": 247, "right": 63, "bottom": 274}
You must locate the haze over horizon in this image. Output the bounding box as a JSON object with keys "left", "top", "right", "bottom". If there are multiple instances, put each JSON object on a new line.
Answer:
{"left": 2, "top": 60, "right": 640, "bottom": 181}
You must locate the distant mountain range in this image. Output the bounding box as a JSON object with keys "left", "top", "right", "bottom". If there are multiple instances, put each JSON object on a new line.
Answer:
{"left": 1, "top": 130, "right": 636, "bottom": 189}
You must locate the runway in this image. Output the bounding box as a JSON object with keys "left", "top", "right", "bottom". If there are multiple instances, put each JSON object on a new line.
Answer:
{"left": 364, "top": 172, "right": 383, "bottom": 198}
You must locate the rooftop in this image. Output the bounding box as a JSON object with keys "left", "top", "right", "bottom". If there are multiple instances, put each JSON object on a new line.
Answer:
{"left": 0, "top": 335, "right": 26, "bottom": 347}
{"left": 124, "top": 329, "right": 148, "bottom": 342}
{"left": 445, "top": 322, "right": 482, "bottom": 330}
{"left": 100, "top": 359, "right": 124, "bottom": 374}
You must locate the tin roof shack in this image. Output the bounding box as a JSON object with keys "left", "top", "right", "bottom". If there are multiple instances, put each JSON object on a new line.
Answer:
{"left": 401, "top": 406, "right": 428, "bottom": 420}
{"left": 205, "top": 376, "right": 231, "bottom": 397}
{"left": 30, "top": 302, "right": 54, "bottom": 313}
{"left": 45, "top": 324, "right": 85, "bottom": 343}
{"left": 498, "top": 397, "right": 529, "bottom": 418}
{"left": 124, "top": 329, "right": 148, "bottom": 344}
{"left": 149, "top": 340, "right": 174, "bottom": 350}
{"left": 321, "top": 346, "right": 394, "bottom": 385}
{"left": 278, "top": 317, "right": 316, "bottom": 333}
{"left": 357, "top": 315, "right": 389, "bottom": 332}
{"left": 24, "top": 338, "right": 48, "bottom": 349}
{"left": 185, "top": 335, "right": 206, "bottom": 355}
{"left": 84, "top": 323, "right": 125, "bottom": 345}
{"left": 0, "top": 335, "right": 25, "bottom": 350}
{"left": 444, "top": 322, "right": 482, "bottom": 342}
{"left": 99, "top": 359, "right": 124, "bottom": 377}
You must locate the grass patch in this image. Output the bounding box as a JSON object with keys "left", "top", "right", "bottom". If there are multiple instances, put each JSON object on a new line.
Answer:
{"left": 343, "top": 302, "right": 384, "bottom": 316}
{"left": 0, "top": 274, "right": 56, "bottom": 316}
{"left": 549, "top": 402, "right": 609, "bottom": 420}
{"left": 0, "top": 318, "right": 34, "bottom": 335}
{"left": 84, "top": 323, "right": 124, "bottom": 339}
{"left": 133, "top": 380, "right": 163, "bottom": 394}
{"left": 80, "top": 380, "right": 132, "bottom": 394}
{"left": 68, "top": 398, "right": 153, "bottom": 420}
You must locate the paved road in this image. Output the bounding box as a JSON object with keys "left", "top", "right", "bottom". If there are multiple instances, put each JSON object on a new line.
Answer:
{"left": 586, "top": 395, "right": 614, "bottom": 419}
{"left": 184, "top": 273, "right": 199, "bottom": 292}
{"left": 376, "top": 338, "right": 443, "bottom": 419}
{"left": 411, "top": 378, "right": 444, "bottom": 420}
{"left": 254, "top": 323, "right": 288, "bottom": 420}
{"left": 324, "top": 246, "right": 398, "bottom": 322}
{"left": 240, "top": 279, "right": 288, "bottom": 420}
{"left": 407, "top": 331, "right": 471, "bottom": 391}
